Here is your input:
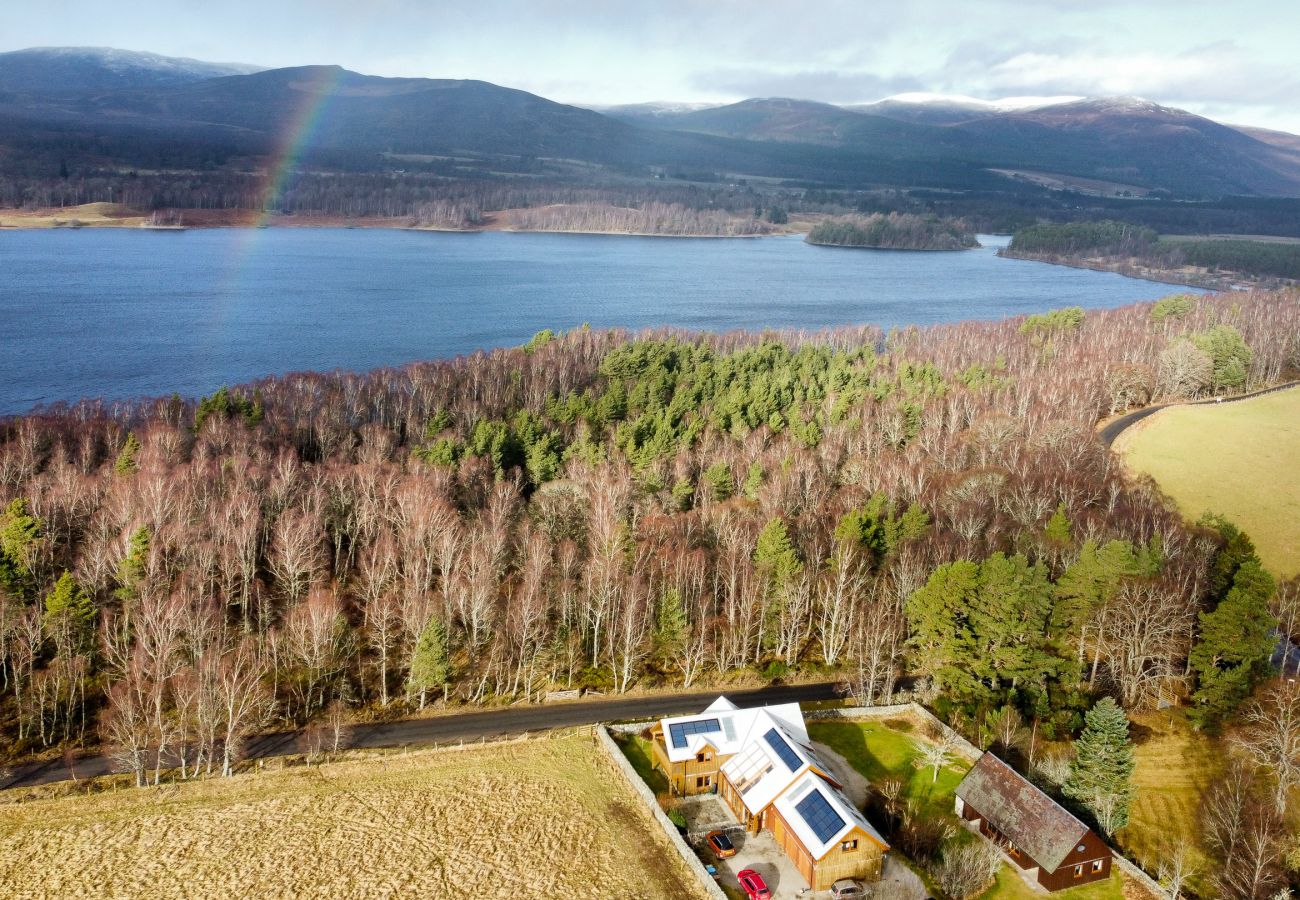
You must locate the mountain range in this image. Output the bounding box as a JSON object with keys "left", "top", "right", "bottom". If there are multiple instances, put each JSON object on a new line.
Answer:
{"left": 2, "top": 46, "right": 1299, "bottom": 198}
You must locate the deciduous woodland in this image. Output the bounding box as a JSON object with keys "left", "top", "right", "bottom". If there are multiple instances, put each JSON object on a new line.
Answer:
{"left": 0, "top": 291, "right": 1297, "bottom": 790}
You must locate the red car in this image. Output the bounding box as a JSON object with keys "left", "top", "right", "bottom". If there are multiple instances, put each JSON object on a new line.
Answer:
{"left": 737, "top": 868, "right": 772, "bottom": 900}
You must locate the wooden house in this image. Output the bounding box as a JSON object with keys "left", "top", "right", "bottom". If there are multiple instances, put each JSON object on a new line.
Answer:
{"left": 657, "top": 697, "right": 889, "bottom": 890}
{"left": 955, "top": 752, "right": 1112, "bottom": 891}
{"left": 649, "top": 696, "right": 806, "bottom": 796}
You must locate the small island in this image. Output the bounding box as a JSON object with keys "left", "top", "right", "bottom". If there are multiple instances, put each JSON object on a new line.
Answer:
{"left": 806, "top": 212, "right": 978, "bottom": 251}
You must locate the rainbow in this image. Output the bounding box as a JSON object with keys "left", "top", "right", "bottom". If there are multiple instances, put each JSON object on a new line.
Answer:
{"left": 254, "top": 65, "right": 346, "bottom": 225}
{"left": 210, "top": 66, "right": 345, "bottom": 340}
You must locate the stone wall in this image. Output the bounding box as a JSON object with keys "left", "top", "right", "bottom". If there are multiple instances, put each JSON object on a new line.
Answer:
{"left": 593, "top": 724, "right": 728, "bottom": 900}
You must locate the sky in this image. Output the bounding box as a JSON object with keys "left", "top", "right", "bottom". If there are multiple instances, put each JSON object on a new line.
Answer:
{"left": 6, "top": 0, "right": 1300, "bottom": 133}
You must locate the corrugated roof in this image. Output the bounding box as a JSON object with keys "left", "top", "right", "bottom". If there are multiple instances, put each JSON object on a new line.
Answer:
{"left": 955, "top": 752, "right": 1089, "bottom": 873}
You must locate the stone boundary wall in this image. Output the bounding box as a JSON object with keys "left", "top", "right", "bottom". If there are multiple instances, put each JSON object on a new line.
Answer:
{"left": 594, "top": 724, "right": 728, "bottom": 900}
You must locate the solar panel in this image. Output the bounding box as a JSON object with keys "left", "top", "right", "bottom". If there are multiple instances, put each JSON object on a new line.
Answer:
{"left": 669, "top": 718, "right": 722, "bottom": 749}
{"left": 763, "top": 728, "right": 803, "bottom": 772}
{"left": 795, "top": 788, "right": 846, "bottom": 844}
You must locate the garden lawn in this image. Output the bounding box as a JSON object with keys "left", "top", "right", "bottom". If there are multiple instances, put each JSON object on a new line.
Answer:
{"left": 979, "top": 866, "right": 1126, "bottom": 900}
{"left": 1116, "top": 710, "right": 1221, "bottom": 897}
{"left": 616, "top": 731, "right": 670, "bottom": 795}
{"left": 807, "top": 718, "right": 969, "bottom": 822}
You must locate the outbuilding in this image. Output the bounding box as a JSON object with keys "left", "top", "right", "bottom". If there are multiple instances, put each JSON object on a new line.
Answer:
{"left": 955, "top": 752, "right": 1112, "bottom": 891}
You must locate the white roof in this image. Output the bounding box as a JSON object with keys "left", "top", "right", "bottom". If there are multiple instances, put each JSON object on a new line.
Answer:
{"left": 718, "top": 711, "right": 826, "bottom": 814}
{"left": 657, "top": 698, "right": 807, "bottom": 764}
{"left": 773, "top": 773, "right": 889, "bottom": 860}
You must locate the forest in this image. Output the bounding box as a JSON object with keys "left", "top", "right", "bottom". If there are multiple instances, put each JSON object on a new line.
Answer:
{"left": 1006, "top": 220, "right": 1300, "bottom": 282}
{"left": 806, "top": 213, "right": 977, "bottom": 250}
{"left": 0, "top": 289, "right": 1297, "bottom": 799}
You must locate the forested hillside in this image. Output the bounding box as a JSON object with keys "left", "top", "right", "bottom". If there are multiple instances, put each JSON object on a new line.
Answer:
{"left": 0, "top": 291, "right": 1296, "bottom": 784}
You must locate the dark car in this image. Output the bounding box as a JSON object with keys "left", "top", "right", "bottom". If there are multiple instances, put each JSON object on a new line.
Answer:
{"left": 737, "top": 868, "right": 772, "bottom": 900}
{"left": 705, "top": 829, "right": 737, "bottom": 859}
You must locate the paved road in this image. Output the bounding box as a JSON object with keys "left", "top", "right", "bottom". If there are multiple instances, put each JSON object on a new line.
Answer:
{"left": 0, "top": 680, "right": 843, "bottom": 791}
{"left": 1099, "top": 380, "right": 1300, "bottom": 447}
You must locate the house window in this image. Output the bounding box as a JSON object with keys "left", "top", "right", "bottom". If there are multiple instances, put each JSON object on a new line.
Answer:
{"left": 1074, "top": 865, "right": 1084, "bottom": 878}
{"left": 841, "top": 840, "right": 858, "bottom": 852}
{"left": 696, "top": 751, "right": 712, "bottom": 763}
{"left": 696, "top": 775, "right": 712, "bottom": 788}
{"left": 1092, "top": 860, "right": 1104, "bottom": 873}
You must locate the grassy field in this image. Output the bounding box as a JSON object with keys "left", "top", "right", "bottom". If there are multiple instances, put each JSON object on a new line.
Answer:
{"left": 1116, "top": 710, "right": 1221, "bottom": 897}
{"left": 1116, "top": 387, "right": 1300, "bottom": 577}
{"left": 0, "top": 733, "right": 706, "bottom": 900}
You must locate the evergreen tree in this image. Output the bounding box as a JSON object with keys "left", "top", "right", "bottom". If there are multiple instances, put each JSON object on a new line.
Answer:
{"left": 754, "top": 517, "right": 802, "bottom": 587}
{"left": 1189, "top": 559, "right": 1277, "bottom": 730}
{"left": 703, "top": 461, "right": 734, "bottom": 502}
{"left": 114, "top": 432, "right": 141, "bottom": 475}
{"left": 408, "top": 615, "right": 451, "bottom": 709}
{"left": 114, "top": 526, "right": 152, "bottom": 605}
{"left": 742, "top": 462, "right": 764, "bottom": 501}
{"left": 754, "top": 517, "right": 803, "bottom": 652}
{"left": 1044, "top": 503, "right": 1073, "bottom": 546}
{"left": 0, "top": 498, "right": 44, "bottom": 598}
{"left": 908, "top": 553, "right": 1056, "bottom": 707}
{"left": 1064, "top": 697, "right": 1136, "bottom": 835}
{"left": 652, "top": 588, "right": 688, "bottom": 667}
{"left": 44, "top": 571, "right": 97, "bottom": 655}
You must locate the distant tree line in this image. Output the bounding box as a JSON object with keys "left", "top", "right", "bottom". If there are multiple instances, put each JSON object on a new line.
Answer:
{"left": 807, "top": 213, "right": 977, "bottom": 250}
{"left": 1006, "top": 220, "right": 1300, "bottom": 282}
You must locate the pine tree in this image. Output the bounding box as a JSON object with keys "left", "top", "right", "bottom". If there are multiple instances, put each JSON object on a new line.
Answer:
{"left": 742, "top": 462, "right": 764, "bottom": 501}
{"left": 1044, "top": 503, "right": 1073, "bottom": 546}
{"left": 114, "top": 526, "right": 152, "bottom": 605}
{"left": 114, "top": 432, "right": 141, "bottom": 475}
{"left": 703, "top": 461, "right": 733, "bottom": 502}
{"left": 408, "top": 615, "right": 451, "bottom": 709}
{"left": 1189, "top": 559, "right": 1276, "bottom": 730}
{"left": 754, "top": 517, "right": 802, "bottom": 587}
{"left": 0, "top": 498, "right": 44, "bottom": 599}
{"left": 1064, "top": 697, "right": 1136, "bottom": 835}
{"left": 44, "top": 571, "right": 97, "bottom": 655}
{"left": 653, "top": 588, "right": 688, "bottom": 667}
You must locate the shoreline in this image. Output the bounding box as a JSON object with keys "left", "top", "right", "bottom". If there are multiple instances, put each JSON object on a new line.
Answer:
{"left": 996, "top": 248, "right": 1289, "bottom": 291}
{"left": 0, "top": 204, "right": 803, "bottom": 240}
